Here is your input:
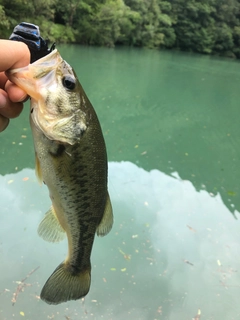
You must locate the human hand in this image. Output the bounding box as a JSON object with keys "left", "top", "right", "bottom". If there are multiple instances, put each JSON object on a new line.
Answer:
{"left": 0, "top": 40, "right": 30, "bottom": 132}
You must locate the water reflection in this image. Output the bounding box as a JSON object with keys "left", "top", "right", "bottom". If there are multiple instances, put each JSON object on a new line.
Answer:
{"left": 0, "top": 161, "right": 240, "bottom": 319}
{"left": 1, "top": 46, "right": 240, "bottom": 218}
{"left": 65, "top": 45, "right": 240, "bottom": 217}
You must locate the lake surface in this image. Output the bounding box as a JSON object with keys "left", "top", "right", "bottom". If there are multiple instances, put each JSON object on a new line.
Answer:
{"left": 1, "top": 45, "right": 240, "bottom": 319}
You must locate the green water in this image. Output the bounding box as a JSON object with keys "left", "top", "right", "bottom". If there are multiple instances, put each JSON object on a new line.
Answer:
{"left": 1, "top": 45, "right": 240, "bottom": 319}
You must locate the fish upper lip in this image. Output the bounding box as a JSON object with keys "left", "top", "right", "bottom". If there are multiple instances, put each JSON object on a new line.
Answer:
{"left": 6, "top": 49, "right": 62, "bottom": 101}
{"left": 7, "top": 49, "right": 61, "bottom": 78}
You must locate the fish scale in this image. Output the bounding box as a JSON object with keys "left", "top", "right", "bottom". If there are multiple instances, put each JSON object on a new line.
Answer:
{"left": 7, "top": 49, "right": 113, "bottom": 305}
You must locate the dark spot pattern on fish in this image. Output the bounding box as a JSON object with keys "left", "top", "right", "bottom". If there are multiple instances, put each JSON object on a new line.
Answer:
{"left": 45, "top": 95, "right": 50, "bottom": 106}
{"left": 55, "top": 97, "right": 66, "bottom": 114}
{"left": 82, "top": 146, "right": 90, "bottom": 152}
{"left": 49, "top": 144, "right": 66, "bottom": 157}
{"left": 79, "top": 202, "right": 90, "bottom": 211}
{"left": 67, "top": 263, "right": 82, "bottom": 275}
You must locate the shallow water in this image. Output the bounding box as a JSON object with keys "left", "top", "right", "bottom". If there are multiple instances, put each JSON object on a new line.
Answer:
{"left": 1, "top": 45, "right": 240, "bottom": 319}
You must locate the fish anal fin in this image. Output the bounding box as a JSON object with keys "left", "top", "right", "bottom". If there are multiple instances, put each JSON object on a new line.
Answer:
{"left": 38, "top": 205, "right": 66, "bottom": 242}
{"left": 97, "top": 192, "right": 113, "bottom": 237}
{"left": 35, "top": 153, "right": 43, "bottom": 184}
{"left": 40, "top": 262, "right": 91, "bottom": 305}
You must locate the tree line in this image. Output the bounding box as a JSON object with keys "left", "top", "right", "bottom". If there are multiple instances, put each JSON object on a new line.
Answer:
{"left": 0, "top": 0, "right": 240, "bottom": 58}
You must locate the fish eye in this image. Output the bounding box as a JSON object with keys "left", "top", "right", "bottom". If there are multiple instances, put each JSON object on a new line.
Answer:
{"left": 62, "top": 76, "right": 76, "bottom": 90}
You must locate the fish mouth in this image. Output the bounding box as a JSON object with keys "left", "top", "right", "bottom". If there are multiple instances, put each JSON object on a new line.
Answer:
{"left": 7, "top": 49, "right": 62, "bottom": 100}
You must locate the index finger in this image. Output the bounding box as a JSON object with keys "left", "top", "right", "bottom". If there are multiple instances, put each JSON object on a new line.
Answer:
{"left": 0, "top": 40, "right": 30, "bottom": 71}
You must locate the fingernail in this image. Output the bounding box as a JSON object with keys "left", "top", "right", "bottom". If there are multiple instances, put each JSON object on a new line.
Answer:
{"left": 16, "top": 93, "right": 28, "bottom": 102}
{"left": 0, "top": 94, "right": 7, "bottom": 108}
{"left": 0, "top": 117, "right": 10, "bottom": 132}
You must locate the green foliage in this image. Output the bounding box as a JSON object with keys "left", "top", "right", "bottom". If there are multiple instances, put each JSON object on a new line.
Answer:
{"left": 0, "top": 5, "right": 9, "bottom": 27}
{"left": 0, "top": 0, "right": 56, "bottom": 38}
{"left": 172, "top": 0, "right": 216, "bottom": 53}
{"left": 34, "top": 19, "right": 76, "bottom": 43}
{"left": 1, "top": 0, "right": 240, "bottom": 58}
{"left": 0, "top": 4, "right": 9, "bottom": 37}
{"left": 81, "top": 0, "right": 129, "bottom": 47}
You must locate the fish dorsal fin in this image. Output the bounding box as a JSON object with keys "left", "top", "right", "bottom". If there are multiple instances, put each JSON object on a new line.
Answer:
{"left": 38, "top": 205, "right": 66, "bottom": 242}
{"left": 96, "top": 192, "right": 113, "bottom": 237}
{"left": 35, "top": 153, "right": 43, "bottom": 184}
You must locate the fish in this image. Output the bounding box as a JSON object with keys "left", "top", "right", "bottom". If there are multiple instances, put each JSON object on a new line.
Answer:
{"left": 7, "top": 49, "right": 113, "bottom": 305}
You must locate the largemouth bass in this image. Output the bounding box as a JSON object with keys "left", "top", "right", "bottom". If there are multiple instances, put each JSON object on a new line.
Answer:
{"left": 7, "top": 49, "right": 113, "bottom": 305}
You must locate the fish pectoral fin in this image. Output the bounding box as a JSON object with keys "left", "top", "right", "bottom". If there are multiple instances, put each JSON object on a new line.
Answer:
{"left": 38, "top": 205, "right": 66, "bottom": 242}
{"left": 40, "top": 262, "right": 91, "bottom": 305}
{"left": 96, "top": 192, "right": 113, "bottom": 237}
{"left": 35, "top": 152, "right": 43, "bottom": 184}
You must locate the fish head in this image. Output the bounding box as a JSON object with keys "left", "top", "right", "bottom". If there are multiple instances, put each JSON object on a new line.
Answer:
{"left": 8, "top": 49, "right": 87, "bottom": 145}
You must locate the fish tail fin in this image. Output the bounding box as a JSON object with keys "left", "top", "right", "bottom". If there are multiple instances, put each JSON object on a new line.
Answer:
{"left": 40, "top": 262, "right": 91, "bottom": 305}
